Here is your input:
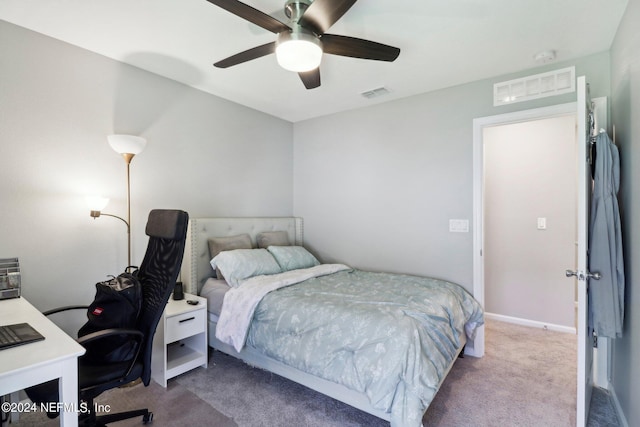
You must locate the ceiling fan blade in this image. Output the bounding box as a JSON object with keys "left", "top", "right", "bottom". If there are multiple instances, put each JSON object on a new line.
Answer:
{"left": 321, "top": 34, "right": 400, "bottom": 62}
{"left": 214, "top": 42, "right": 276, "bottom": 68}
{"left": 299, "top": 68, "right": 321, "bottom": 89}
{"left": 300, "top": 0, "right": 358, "bottom": 34}
{"left": 206, "top": 0, "right": 290, "bottom": 34}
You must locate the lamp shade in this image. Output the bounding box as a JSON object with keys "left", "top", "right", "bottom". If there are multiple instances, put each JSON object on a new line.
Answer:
{"left": 276, "top": 31, "right": 322, "bottom": 72}
{"left": 85, "top": 196, "right": 109, "bottom": 212}
{"left": 107, "top": 135, "right": 147, "bottom": 155}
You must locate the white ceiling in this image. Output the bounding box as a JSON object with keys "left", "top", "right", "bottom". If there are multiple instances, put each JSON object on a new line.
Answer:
{"left": 0, "top": 0, "right": 628, "bottom": 122}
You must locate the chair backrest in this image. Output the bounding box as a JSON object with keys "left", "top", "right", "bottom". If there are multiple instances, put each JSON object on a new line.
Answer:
{"left": 136, "top": 209, "right": 189, "bottom": 385}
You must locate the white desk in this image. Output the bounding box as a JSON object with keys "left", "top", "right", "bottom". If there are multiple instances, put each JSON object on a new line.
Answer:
{"left": 0, "top": 297, "right": 85, "bottom": 427}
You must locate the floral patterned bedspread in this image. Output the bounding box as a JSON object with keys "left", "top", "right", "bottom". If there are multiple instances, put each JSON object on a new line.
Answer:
{"left": 220, "top": 267, "right": 484, "bottom": 427}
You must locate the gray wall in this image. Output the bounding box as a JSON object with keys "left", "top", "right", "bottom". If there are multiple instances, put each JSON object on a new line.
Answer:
{"left": 0, "top": 21, "right": 293, "bottom": 311}
{"left": 293, "top": 53, "right": 610, "bottom": 292}
{"left": 610, "top": 0, "right": 640, "bottom": 424}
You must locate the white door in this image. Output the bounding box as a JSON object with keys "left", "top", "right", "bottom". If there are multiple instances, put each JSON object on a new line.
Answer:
{"left": 570, "top": 75, "right": 593, "bottom": 427}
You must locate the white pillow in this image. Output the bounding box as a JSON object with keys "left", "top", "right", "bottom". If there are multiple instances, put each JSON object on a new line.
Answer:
{"left": 211, "top": 249, "right": 282, "bottom": 288}
{"left": 267, "top": 246, "right": 320, "bottom": 271}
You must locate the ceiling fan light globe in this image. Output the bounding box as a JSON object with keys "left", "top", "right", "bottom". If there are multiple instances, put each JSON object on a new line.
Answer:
{"left": 276, "top": 31, "right": 322, "bottom": 72}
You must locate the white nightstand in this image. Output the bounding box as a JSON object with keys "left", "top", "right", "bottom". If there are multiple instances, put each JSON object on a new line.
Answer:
{"left": 152, "top": 293, "right": 208, "bottom": 387}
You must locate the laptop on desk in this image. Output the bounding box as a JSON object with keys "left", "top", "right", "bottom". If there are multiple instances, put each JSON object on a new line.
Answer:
{"left": 0, "top": 322, "right": 45, "bottom": 350}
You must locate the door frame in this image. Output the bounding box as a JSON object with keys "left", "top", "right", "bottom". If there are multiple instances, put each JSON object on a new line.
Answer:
{"left": 470, "top": 102, "right": 577, "bottom": 358}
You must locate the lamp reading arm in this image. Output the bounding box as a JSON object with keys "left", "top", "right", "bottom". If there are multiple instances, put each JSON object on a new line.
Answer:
{"left": 89, "top": 210, "right": 132, "bottom": 266}
{"left": 89, "top": 211, "right": 130, "bottom": 230}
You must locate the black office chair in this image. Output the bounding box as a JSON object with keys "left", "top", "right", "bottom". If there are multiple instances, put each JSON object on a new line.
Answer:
{"left": 26, "top": 209, "right": 189, "bottom": 426}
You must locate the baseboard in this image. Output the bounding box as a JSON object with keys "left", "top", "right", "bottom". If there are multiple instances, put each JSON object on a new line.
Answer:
{"left": 609, "top": 384, "right": 629, "bottom": 427}
{"left": 485, "top": 312, "right": 576, "bottom": 334}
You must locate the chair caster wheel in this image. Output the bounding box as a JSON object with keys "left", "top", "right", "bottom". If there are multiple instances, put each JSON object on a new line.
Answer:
{"left": 143, "top": 412, "right": 153, "bottom": 424}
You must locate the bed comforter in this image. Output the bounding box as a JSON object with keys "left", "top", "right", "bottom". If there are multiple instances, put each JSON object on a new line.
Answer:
{"left": 216, "top": 265, "right": 484, "bottom": 427}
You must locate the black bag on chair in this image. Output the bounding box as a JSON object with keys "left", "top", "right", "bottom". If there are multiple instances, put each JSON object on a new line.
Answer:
{"left": 78, "top": 272, "right": 142, "bottom": 363}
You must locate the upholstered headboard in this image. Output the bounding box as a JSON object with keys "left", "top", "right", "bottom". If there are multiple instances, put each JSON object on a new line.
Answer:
{"left": 180, "top": 217, "right": 303, "bottom": 295}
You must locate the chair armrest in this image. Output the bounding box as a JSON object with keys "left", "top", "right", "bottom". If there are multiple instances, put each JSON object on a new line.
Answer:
{"left": 78, "top": 328, "right": 145, "bottom": 380}
{"left": 77, "top": 328, "right": 144, "bottom": 345}
{"left": 42, "top": 305, "right": 89, "bottom": 316}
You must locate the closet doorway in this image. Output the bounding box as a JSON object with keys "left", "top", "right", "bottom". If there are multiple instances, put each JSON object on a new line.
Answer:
{"left": 469, "top": 101, "right": 580, "bottom": 359}
{"left": 482, "top": 113, "right": 578, "bottom": 331}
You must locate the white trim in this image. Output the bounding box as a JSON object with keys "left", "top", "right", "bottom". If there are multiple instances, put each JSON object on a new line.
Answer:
{"left": 610, "top": 385, "right": 630, "bottom": 427}
{"left": 485, "top": 312, "right": 576, "bottom": 334}
{"left": 576, "top": 75, "right": 592, "bottom": 427}
{"left": 593, "top": 340, "right": 611, "bottom": 390}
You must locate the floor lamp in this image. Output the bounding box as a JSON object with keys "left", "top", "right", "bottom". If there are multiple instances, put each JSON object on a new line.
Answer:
{"left": 89, "top": 135, "right": 147, "bottom": 268}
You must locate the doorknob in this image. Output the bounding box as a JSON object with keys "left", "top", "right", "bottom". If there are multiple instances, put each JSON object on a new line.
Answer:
{"left": 587, "top": 271, "right": 602, "bottom": 280}
{"left": 565, "top": 270, "right": 601, "bottom": 280}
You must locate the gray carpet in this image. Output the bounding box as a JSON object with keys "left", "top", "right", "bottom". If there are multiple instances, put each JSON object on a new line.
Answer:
{"left": 421, "top": 318, "right": 578, "bottom": 426}
{"left": 10, "top": 319, "right": 621, "bottom": 426}
{"left": 588, "top": 387, "right": 621, "bottom": 427}
{"left": 10, "top": 378, "right": 235, "bottom": 427}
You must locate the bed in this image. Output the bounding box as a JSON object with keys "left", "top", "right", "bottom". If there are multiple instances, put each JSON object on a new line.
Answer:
{"left": 180, "top": 217, "right": 484, "bottom": 427}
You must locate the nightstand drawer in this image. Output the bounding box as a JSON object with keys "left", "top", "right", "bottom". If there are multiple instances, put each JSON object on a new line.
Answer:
{"left": 165, "top": 309, "right": 205, "bottom": 343}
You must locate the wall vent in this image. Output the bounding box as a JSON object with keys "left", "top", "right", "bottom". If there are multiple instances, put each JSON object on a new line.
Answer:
{"left": 493, "top": 66, "right": 575, "bottom": 106}
{"left": 361, "top": 86, "right": 390, "bottom": 99}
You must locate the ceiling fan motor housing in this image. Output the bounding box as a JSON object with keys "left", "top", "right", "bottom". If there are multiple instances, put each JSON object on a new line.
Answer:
{"left": 285, "top": 0, "right": 313, "bottom": 24}
{"left": 277, "top": 25, "right": 322, "bottom": 48}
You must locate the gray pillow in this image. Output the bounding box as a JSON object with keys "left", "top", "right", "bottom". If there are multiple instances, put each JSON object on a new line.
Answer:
{"left": 267, "top": 246, "right": 320, "bottom": 271}
{"left": 211, "top": 249, "right": 282, "bottom": 288}
{"left": 256, "top": 231, "right": 290, "bottom": 248}
{"left": 208, "top": 234, "right": 252, "bottom": 279}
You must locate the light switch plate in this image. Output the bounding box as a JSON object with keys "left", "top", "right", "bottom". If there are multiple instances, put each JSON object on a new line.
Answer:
{"left": 449, "top": 219, "right": 469, "bottom": 233}
{"left": 537, "top": 217, "right": 547, "bottom": 230}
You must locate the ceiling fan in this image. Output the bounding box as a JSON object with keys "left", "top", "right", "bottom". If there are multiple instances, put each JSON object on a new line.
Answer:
{"left": 206, "top": 0, "right": 401, "bottom": 89}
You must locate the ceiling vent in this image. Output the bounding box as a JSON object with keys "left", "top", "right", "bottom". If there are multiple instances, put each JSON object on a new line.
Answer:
{"left": 361, "top": 86, "right": 391, "bottom": 99}
{"left": 494, "top": 66, "right": 575, "bottom": 106}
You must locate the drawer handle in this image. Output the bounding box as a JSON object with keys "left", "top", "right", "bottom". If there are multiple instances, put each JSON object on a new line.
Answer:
{"left": 179, "top": 316, "right": 195, "bottom": 323}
